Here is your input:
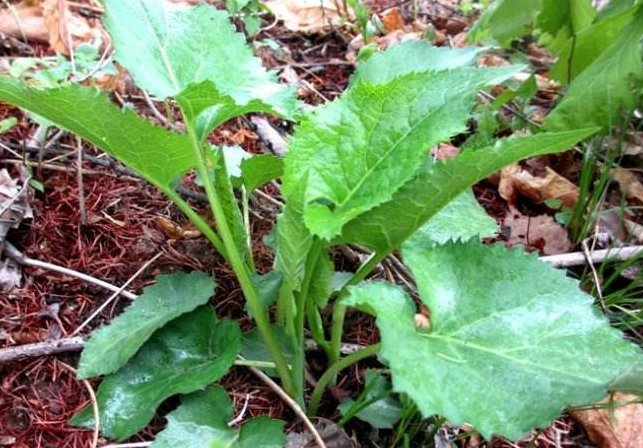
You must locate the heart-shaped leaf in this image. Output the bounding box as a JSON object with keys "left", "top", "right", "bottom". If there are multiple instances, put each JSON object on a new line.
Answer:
{"left": 346, "top": 241, "right": 643, "bottom": 440}
{"left": 71, "top": 307, "right": 240, "bottom": 440}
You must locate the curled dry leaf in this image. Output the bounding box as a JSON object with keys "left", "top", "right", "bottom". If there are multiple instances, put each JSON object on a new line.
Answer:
{"left": 499, "top": 164, "right": 579, "bottom": 208}
{"left": 571, "top": 394, "right": 643, "bottom": 448}
{"left": 0, "top": 0, "right": 105, "bottom": 54}
{"left": 286, "top": 419, "right": 359, "bottom": 448}
{"left": 42, "top": 0, "right": 105, "bottom": 55}
{"left": 380, "top": 7, "right": 405, "bottom": 33}
{"left": 614, "top": 169, "right": 643, "bottom": 204}
{"left": 0, "top": 2, "right": 49, "bottom": 43}
{"left": 503, "top": 205, "right": 572, "bottom": 255}
{"left": 0, "top": 167, "right": 33, "bottom": 292}
{"left": 265, "top": 0, "right": 352, "bottom": 33}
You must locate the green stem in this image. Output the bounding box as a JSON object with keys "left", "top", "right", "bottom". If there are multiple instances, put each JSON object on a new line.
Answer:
{"left": 308, "top": 343, "right": 381, "bottom": 416}
{"left": 329, "top": 251, "right": 386, "bottom": 365}
{"left": 164, "top": 189, "right": 228, "bottom": 261}
{"left": 182, "top": 116, "right": 296, "bottom": 397}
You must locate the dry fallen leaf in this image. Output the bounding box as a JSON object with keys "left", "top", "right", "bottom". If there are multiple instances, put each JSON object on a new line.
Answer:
{"left": 503, "top": 206, "right": 572, "bottom": 255}
{"left": 499, "top": 164, "right": 579, "bottom": 208}
{"left": 572, "top": 394, "right": 643, "bottom": 448}
{"left": 614, "top": 169, "right": 643, "bottom": 204}
{"left": 265, "top": 0, "right": 352, "bottom": 33}
{"left": 0, "top": 0, "right": 105, "bottom": 54}
{"left": 0, "top": 2, "right": 49, "bottom": 43}
{"left": 380, "top": 7, "right": 404, "bottom": 33}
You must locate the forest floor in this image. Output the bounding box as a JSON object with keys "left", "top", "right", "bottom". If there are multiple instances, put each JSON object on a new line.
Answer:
{"left": 0, "top": 0, "right": 642, "bottom": 447}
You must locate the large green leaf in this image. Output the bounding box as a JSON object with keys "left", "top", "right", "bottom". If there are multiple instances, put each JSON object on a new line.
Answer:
{"left": 103, "top": 0, "right": 296, "bottom": 118}
{"left": 468, "top": 0, "right": 542, "bottom": 47}
{"left": 337, "top": 129, "right": 597, "bottom": 253}
{"left": 549, "top": 5, "right": 637, "bottom": 82}
{"left": 350, "top": 41, "right": 484, "bottom": 84}
{"left": 0, "top": 78, "right": 192, "bottom": 189}
{"left": 346, "top": 241, "right": 643, "bottom": 440}
{"left": 77, "top": 272, "right": 216, "bottom": 379}
{"left": 150, "top": 386, "right": 285, "bottom": 448}
{"left": 71, "top": 307, "right": 240, "bottom": 440}
{"left": 544, "top": 8, "right": 643, "bottom": 131}
{"left": 282, "top": 66, "right": 519, "bottom": 240}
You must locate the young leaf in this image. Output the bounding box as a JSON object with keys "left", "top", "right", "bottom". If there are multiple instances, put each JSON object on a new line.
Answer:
{"left": 346, "top": 241, "right": 643, "bottom": 440}
{"left": 103, "top": 0, "right": 296, "bottom": 118}
{"left": 403, "top": 190, "right": 498, "bottom": 248}
{"left": 241, "top": 326, "right": 294, "bottom": 377}
{"left": 283, "top": 66, "right": 520, "bottom": 240}
{"left": 536, "top": 0, "right": 596, "bottom": 53}
{"left": 337, "top": 129, "right": 598, "bottom": 253}
{"left": 77, "top": 272, "right": 217, "bottom": 379}
{"left": 0, "top": 79, "right": 193, "bottom": 190}
{"left": 548, "top": 5, "right": 638, "bottom": 82}
{"left": 338, "top": 370, "right": 402, "bottom": 429}
{"left": 544, "top": 8, "right": 643, "bottom": 131}
{"left": 468, "top": 0, "right": 542, "bottom": 47}
{"left": 350, "top": 41, "right": 485, "bottom": 84}
{"left": 211, "top": 147, "right": 249, "bottom": 259}
{"left": 71, "top": 307, "right": 240, "bottom": 440}
{"left": 240, "top": 154, "right": 284, "bottom": 191}
{"left": 150, "top": 386, "right": 285, "bottom": 448}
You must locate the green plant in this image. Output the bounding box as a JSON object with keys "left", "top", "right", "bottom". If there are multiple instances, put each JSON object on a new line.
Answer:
{"left": 0, "top": 0, "right": 641, "bottom": 444}
{"left": 470, "top": 0, "right": 643, "bottom": 132}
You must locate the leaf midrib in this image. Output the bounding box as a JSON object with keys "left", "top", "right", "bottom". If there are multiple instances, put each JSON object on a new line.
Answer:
{"left": 421, "top": 332, "right": 604, "bottom": 385}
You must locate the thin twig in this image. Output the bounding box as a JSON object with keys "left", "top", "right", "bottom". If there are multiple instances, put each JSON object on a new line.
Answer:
{"left": 0, "top": 336, "right": 85, "bottom": 363}
{"left": 72, "top": 252, "right": 163, "bottom": 336}
{"left": 227, "top": 393, "right": 252, "bottom": 427}
{"left": 582, "top": 236, "right": 606, "bottom": 311}
{"left": 60, "top": 362, "right": 99, "bottom": 448}
{"left": 142, "top": 90, "right": 175, "bottom": 130}
{"left": 243, "top": 358, "right": 328, "bottom": 448}
{"left": 540, "top": 245, "right": 643, "bottom": 267}
{"left": 3, "top": 241, "right": 138, "bottom": 300}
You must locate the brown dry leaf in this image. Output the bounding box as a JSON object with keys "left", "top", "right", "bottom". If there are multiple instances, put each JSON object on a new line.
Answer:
{"left": 0, "top": 2, "right": 49, "bottom": 43}
{"left": 265, "top": 0, "right": 352, "bottom": 33}
{"left": 614, "top": 169, "right": 643, "bottom": 203}
{"left": 572, "top": 394, "right": 643, "bottom": 448}
{"left": 380, "top": 7, "right": 404, "bottom": 32}
{"left": 499, "top": 164, "right": 579, "bottom": 208}
{"left": 0, "top": 1, "right": 104, "bottom": 54}
{"left": 42, "top": 0, "right": 104, "bottom": 55}
{"left": 503, "top": 205, "right": 572, "bottom": 255}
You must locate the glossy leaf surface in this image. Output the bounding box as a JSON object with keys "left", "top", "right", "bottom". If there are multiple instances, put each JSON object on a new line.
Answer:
{"left": 150, "top": 386, "right": 285, "bottom": 448}
{"left": 71, "top": 307, "right": 240, "bottom": 440}
{"left": 346, "top": 241, "right": 643, "bottom": 440}
{"left": 78, "top": 272, "right": 217, "bottom": 379}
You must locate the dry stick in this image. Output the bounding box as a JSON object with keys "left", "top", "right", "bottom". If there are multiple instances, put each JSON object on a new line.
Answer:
{"left": 60, "top": 362, "right": 99, "bottom": 448}
{"left": 3, "top": 241, "right": 137, "bottom": 300}
{"left": 540, "top": 245, "right": 643, "bottom": 268}
{"left": 71, "top": 252, "right": 163, "bottom": 336}
{"left": 0, "top": 336, "right": 85, "bottom": 363}
{"left": 243, "top": 358, "right": 328, "bottom": 448}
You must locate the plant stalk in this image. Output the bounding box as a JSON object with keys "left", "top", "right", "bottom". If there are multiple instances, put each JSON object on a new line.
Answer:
{"left": 182, "top": 116, "right": 296, "bottom": 397}
{"left": 329, "top": 251, "right": 386, "bottom": 365}
{"left": 308, "top": 343, "right": 381, "bottom": 415}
